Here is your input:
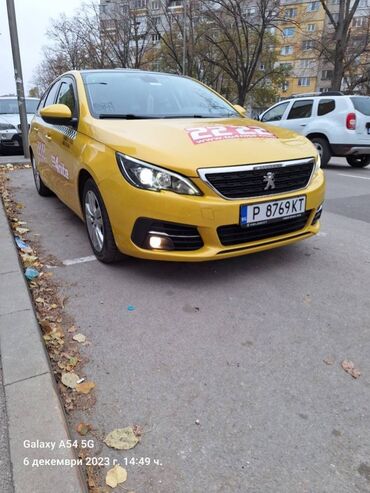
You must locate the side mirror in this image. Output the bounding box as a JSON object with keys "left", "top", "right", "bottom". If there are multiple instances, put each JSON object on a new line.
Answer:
{"left": 40, "top": 104, "right": 72, "bottom": 125}
{"left": 233, "top": 104, "right": 247, "bottom": 116}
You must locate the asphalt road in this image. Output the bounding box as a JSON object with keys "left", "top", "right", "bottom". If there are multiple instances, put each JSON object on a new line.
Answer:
{"left": 6, "top": 160, "right": 370, "bottom": 493}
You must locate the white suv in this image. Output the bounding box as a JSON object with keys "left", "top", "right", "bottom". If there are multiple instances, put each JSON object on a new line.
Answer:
{"left": 259, "top": 93, "right": 370, "bottom": 168}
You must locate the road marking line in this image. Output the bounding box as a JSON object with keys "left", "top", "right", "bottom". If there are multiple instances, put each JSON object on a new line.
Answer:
{"left": 336, "top": 173, "right": 370, "bottom": 180}
{"left": 62, "top": 255, "right": 97, "bottom": 266}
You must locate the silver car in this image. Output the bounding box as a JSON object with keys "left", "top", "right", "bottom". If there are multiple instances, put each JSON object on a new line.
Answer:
{"left": 0, "top": 97, "right": 39, "bottom": 154}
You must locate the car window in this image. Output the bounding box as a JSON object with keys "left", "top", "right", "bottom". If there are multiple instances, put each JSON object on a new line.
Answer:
{"left": 317, "top": 99, "right": 335, "bottom": 116}
{"left": 261, "top": 102, "right": 289, "bottom": 122}
{"left": 287, "top": 100, "right": 313, "bottom": 119}
{"left": 44, "top": 82, "right": 61, "bottom": 107}
{"left": 350, "top": 96, "right": 370, "bottom": 116}
{"left": 56, "top": 80, "right": 76, "bottom": 115}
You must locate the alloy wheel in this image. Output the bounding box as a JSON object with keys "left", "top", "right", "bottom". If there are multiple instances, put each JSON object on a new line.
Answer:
{"left": 84, "top": 190, "right": 105, "bottom": 252}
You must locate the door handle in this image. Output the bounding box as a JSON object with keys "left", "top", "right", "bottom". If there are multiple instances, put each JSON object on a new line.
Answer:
{"left": 45, "top": 134, "right": 52, "bottom": 141}
{"left": 300, "top": 124, "right": 307, "bottom": 127}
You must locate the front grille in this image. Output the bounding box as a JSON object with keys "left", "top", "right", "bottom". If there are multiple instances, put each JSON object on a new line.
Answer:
{"left": 218, "top": 211, "right": 311, "bottom": 246}
{"left": 203, "top": 159, "right": 315, "bottom": 199}
{"left": 131, "top": 218, "right": 203, "bottom": 251}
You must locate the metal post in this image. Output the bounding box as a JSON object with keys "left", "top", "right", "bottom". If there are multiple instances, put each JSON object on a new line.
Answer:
{"left": 6, "top": 0, "right": 30, "bottom": 159}
{"left": 182, "top": 0, "right": 187, "bottom": 75}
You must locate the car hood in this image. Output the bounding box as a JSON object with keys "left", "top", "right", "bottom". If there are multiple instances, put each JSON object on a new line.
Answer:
{"left": 0, "top": 113, "right": 33, "bottom": 127}
{"left": 84, "top": 117, "right": 317, "bottom": 176}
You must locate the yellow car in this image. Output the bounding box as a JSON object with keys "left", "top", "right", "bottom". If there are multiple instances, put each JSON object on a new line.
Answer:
{"left": 29, "top": 69, "right": 325, "bottom": 263}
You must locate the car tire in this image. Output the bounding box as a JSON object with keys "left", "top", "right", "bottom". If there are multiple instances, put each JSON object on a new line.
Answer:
{"left": 346, "top": 155, "right": 370, "bottom": 168}
{"left": 310, "top": 137, "right": 331, "bottom": 167}
{"left": 31, "top": 154, "right": 53, "bottom": 196}
{"left": 82, "top": 178, "right": 122, "bottom": 263}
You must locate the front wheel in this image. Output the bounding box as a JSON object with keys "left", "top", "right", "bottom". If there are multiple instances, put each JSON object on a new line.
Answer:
{"left": 310, "top": 137, "right": 331, "bottom": 167}
{"left": 346, "top": 155, "right": 370, "bottom": 168}
{"left": 82, "top": 178, "right": 122, "bottom": 263}
{"left": 31, "top": 154, "right": 53, "bottom": 196}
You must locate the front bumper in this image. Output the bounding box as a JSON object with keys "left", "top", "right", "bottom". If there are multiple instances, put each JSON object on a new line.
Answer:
{"left": 0, "top": 132, "right": 21, "bottom": 151}
{"left": 100, "top": 169, "right": 325, "bottom": 262}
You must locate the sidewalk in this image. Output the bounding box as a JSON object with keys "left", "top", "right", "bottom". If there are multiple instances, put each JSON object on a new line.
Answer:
{"left": 0, "top": 200, "right": 86, "bottom": 493}
{"left": 0, "top": 156, "right": 30, "bottom": 165}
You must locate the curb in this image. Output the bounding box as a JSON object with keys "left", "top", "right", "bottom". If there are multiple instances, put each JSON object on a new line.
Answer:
{"left": 0, "top": 202, "right": 87, "bottom": 492}
{"left": 0, "top": 157, "right": 31, "bottom": 166}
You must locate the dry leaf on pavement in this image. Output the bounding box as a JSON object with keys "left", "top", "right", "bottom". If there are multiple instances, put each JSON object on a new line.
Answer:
{"left": 76, "top": 381, "right": 95, "bottom": 394}
{"left": 341, "top": 360, "right": 361, "bottom": 379}
{"left": 73, "top": 333, "right": 86, "bottom": 343}
{"left": 323, "top": 356, "right": 335, "bottom": 365}
{"left": 61, "top": 372, "right": 80, "bottom": 389}
{"left": 106, "top": 465, "right": 127, "bottom": 488}
{"left": 104, "top": 427, "right": 139, "bottom": 450}
{"left": 76, "top": 422, "right": 92, "bottom": 436}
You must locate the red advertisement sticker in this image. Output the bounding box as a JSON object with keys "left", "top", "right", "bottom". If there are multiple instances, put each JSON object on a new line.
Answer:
{"left": 186, "top": 125, "right": 276, "bottom": 145}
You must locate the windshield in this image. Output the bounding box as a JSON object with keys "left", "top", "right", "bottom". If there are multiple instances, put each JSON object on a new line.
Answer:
{"left": 351, "top": 96, "right": 370, "bottom": 116}
{"left": 82, "top": 71, "right": 238, "bottom": 119}
{"left": 0, "top": 98, "right": 39, "bottom": 115}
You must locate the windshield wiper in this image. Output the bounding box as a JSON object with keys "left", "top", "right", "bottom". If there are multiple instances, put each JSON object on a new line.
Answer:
{"left": 162, "top": 114, "right": 234, "bottom": 119}
{"left": 98, "top": 114, "right": 159, "bottom": 120}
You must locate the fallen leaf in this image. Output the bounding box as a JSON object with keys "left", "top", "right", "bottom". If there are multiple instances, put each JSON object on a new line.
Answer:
{"left": 104, "top": 427, "right": 139, "bottom": 450}
{"left": 105, "top": 465, "right": 127, "bottom": 488}
{"left": 68, "top": 325, "right": 77, "bottom": 333}
{"left": 16, "top": 227, "right": 29, "bottom": 234}
{"left": 76, "top": 422, "right": 92, "bottom": 436}
{"left": 76, "top": 381, "right": 95, "bottom": 394}
{"left": 61, "top": 372, "right": 80, "bottom": 389}
{"left": 341, "top": 360, "right": 361, "bottom": 379}
{"left": 73, "top": 333, "right": 86, "bottom": 343}
{"left": 132, "top": 424, "right": 143, "bottom": 438}
{"left": 323, "top": 356, "right": 335, "bottom": 365}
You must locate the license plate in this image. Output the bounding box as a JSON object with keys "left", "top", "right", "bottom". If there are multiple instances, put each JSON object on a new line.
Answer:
{"left": 240, "top": 196, "right": 306, "bottom": 227}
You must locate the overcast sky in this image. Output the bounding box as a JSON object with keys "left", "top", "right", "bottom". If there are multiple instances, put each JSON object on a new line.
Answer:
{"left": 0, "top": 0, "right": 85, "bottom": 96}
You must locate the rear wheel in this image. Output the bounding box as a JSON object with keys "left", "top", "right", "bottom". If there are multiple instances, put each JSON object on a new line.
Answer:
{"left": 310, "top": 137, "right": 331, "bottom": 167}
{"left": 31, "top": 154, "right": 53, "bottom": 196}
{"left": 82, "top": 178, "right": 122, "bottom": 263}
{"left": 346, "top": 155, "right": 370, "bottom": 168}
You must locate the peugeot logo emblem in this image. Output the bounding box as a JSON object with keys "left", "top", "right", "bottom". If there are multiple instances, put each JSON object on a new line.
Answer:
{"left": 263, "top": 172, "right": 276, "bottom": 190}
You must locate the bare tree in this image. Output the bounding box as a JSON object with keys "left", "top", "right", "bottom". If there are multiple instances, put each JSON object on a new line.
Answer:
{"left": 319, "top": 0, "right": 369, "bottom": 90}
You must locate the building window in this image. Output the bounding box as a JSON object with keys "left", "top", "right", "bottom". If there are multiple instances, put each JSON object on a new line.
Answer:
{"left": 307, "top": 23, "right": 316, "bottom": 32}
{"left": 353, "top": 17, "right": 366, "bottom": 27}
{"left": 298, "top": 77, "right": 311, "bottom": 86}
{"left": 151, "top": 0, "right": 160, "bottom": 9}
{"left": 331, "top": 0, "right": 339, "bottom": 4}
{"left": 283, "top": 27, "right": 295, "bottom": 37}
{"left": 280, "top": 62, "right": 293, "bottom": 70}
{"left": 246, "top": 7, "right": 256, "bottom": 15}
{"left": 307, "top": 1, "right": 320, "bottom": 11}
{"left": 302, "top": 40, "right": 315, "bottom": 50}
{"left": 282, "top": 81, "right": 289, "bottom": 92}
{"left": 300, "top": 59, "right": 313, "bottom": 69}
{"left": 266, "top": 26, "right": 276, "bottom": 35}
{"left": 151, "top": 16, "right": 160, "bottom": 26}
{"left": 151, "top": 33, "right": 161, "bottom": 42}
{"left": 321, "top": 70, "right": 333, "bottom": 80}
{"left": 281, "top": 45, "right": 293, "bottom": 55}
{"left": 285, "top": 8, "right": 297, "bottom": 17}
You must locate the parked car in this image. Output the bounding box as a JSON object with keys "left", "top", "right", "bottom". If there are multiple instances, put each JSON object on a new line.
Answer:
{"left": 29, "top": 69, "right": 324, "bottom": 263}
{"left": 259, "top": 93, "right": 370, "bottom": 168}
{"left": 0, "top": 96, "right": 39, "bottom": 154}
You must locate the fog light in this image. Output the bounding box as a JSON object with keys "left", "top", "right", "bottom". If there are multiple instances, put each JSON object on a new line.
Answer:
{"left": 147, "top": 234, "right": 174, "bottom": 250}
{"left": 149, "top": 235, "right": 163, "bottom": 249}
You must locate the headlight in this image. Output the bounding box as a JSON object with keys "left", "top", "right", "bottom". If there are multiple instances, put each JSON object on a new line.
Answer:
{"left": 0, "top": 123, "right": 16, "bottom": 131}
{"left": 116, "top": 153, "right": 202, "bottom": 196}
{"left": 315, "top": 153, "right": 321, "bottom": 171}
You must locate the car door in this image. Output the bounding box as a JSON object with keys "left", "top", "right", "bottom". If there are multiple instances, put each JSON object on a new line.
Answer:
{"left": 279, "top": 99, "right": 314, "bottom": 134}
{"left": 31, "top": 80, "right": 61, "bottom": 190}
{"left": 47, "top": 76, "right": 82, "bottom": 212}
{"left": 260, "top": 101, "right": 290, "bottom": 127}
